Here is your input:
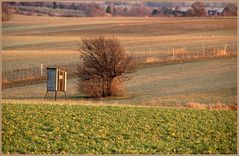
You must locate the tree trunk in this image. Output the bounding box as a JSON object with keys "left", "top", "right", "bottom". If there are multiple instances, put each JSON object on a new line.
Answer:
{"left": 107, "top": 80, "right": 112, "bottom": 96}
{"left": 102, "top": 79, "right": 112, "bottom": 97}
{"left": 102, "top": 77, "right": 107, "bottom": 97}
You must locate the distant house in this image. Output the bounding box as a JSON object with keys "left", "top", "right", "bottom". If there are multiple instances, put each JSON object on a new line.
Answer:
{"left": 207, "top": 8, "right": 224, "bottom": 16}
{"left": 172, "top": 7, "right": 189, "bottom": 16}
{"left": 208, "top": 10, "right": 218, "bottom": 16}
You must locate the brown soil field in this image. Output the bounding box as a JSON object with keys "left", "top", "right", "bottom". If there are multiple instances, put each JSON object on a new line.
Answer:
{"left": 3, "top": 16, "right": 237, "bottom": 71}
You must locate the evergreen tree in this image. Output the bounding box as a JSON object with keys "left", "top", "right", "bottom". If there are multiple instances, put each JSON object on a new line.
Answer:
{"left": 152, "top": 9, "right": 158, "bottom": 16}
{"left": 106, "top": 6, "right": 112, "bottom": 14}
{"left": 53, "top": 2, "right": 57, "bottom": 9}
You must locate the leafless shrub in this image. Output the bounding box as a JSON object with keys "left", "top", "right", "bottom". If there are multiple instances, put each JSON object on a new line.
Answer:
{"left": 78, "top": 75, "right": 103, "bottom": 98}
{"left": 78, "top": 36, "right": 136, "bottom": 98}
{"left": 87, "top": 3, "right": 105, "bottom": 17}
{"left": 111, "top": 76, "right": 128, "bottom": 97}
{"left": 186, "top": 2, "right": 207, "bottom": 17}
{"left": 128, "top": 6, "right": 152, "bottom": 17}
{"left": 192, "top": 2, "right": 207, "bottom": 16}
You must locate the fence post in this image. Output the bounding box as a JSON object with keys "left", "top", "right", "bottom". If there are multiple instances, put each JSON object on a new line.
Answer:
{"left": 172, "top": 48, "right": 175, "bottom": 59}
{"left": 33, "top": 66, "right": 36, "bottom": 79}
{"left": 224, "top": 44, "right": 227, "bottom": 55}
{"left": 149, "top": 46, "right": 151, "bottom": 57}
{"left": 40, "top": 64, "right": 43, "bottom": 76}
{"left": 20, "top": 70, "right": 23, "bottom": 81}
{"left": 141, "top": 48, "right": 144, "bottom": 63}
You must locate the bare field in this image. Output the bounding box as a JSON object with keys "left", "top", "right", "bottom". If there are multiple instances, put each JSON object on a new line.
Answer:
{"left": 2, "top": 50, "right": 80, "bottom": 69}
{"left": 2, "top": 15, "right": 237, "bottom": 70}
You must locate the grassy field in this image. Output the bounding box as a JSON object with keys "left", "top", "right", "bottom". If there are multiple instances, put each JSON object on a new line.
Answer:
{"left": 3, "top": 58, "right": 237, "bottom": 106}
{"left": 2, "top": 102, "right": 237, "bottom": 154}
{"left": 2, "top": 15, "right": 237, "bottom": 70}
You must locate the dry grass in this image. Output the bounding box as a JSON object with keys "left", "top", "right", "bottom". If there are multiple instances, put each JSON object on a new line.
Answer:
{"left": 2, "top": 50, "right": 80, "bottom": 63}
{"left": 2, "top": 99, "right": 237, "bottom": 111}
{"left": 2, "top": 50, "right": 80, "bottom": 71}
{"left": 186, "top": 102, "right": 210, "bottom": 109}
{"left": 186, "top": 102, "right": 237, "bottom": 110}
{"left": 216, "top": 49, "right": 227, "bottom": 56}
{"left": 2, "top": 50, "right": 79, "bottom": 58}
{"left": 9, "top": 15, "right": 237, "bottom": 26}
{"left": 144, "top": 57, "right": 161, "bottom": 63}
{"left": 174, "top": 48, "right": 186, "bottom": 55}
{"left": 2, "top": 76, "right": 45, "bottom": 89}
{"left": 143, "top": 100, "right": 237, "bottom": 111}
{"left": 209, "top": 103, "right": 237, "bottom": 110}
{"left": 1, "top": 99, "right": 151, "bottom": 108}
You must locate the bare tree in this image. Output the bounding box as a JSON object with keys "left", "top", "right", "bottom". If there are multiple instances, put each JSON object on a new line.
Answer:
{"left": 191, "top": 2, "right": 207, "bottom": 17}
{"left": 87, "top": 3, "right": 105, "bottom": 17}
{"left": 222, "top": 3, "right": 237, "bottom": 16}
{"left": 2, "top": 3, "right": 13, "bottom": 22}
{"left": 78, "top": 37, "right": 136, "bottom": 98}
{"left": 128, "top": 6, "right": 152, "bottom": 17}
{"left": 112, "top": 7, "right": 125, "bottom": 16}
{"left": 105, "top": 5, "right": 112, "bottom": 14}
{"left": 53, "top": 2, "right": 57, "bottom": 9}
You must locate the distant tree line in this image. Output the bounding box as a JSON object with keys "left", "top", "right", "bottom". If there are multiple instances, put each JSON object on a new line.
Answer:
{"left": 4, "top": 1, "right": 237, "bottom": 18}
{"left": 150, "top": 2, "right": 237, "bottom": 17}
{"left": 5, "top": 2, "right": 105, "bottom": 17}
{"left": 222, "top": 3, "right": 237, "bottom": 16}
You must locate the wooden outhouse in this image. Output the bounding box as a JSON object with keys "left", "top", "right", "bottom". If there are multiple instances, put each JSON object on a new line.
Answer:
{"left": 45, "top": 68, "right": 67, "bottom": 100}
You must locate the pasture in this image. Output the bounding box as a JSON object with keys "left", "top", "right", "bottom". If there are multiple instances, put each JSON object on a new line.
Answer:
{"left": 2, "top": 15, "right": 237, "bottom": 70}
{"left": 3, "top": 58, "right": 236, "bottom": 106}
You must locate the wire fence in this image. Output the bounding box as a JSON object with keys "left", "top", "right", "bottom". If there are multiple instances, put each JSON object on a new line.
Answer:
{"left": 2, "top": 44, "right": 237, "bottom": 88}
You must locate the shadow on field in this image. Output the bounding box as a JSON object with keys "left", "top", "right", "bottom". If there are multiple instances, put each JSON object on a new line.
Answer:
{"left": 71, "top": 94, "right": 136, "bottom": 101}
{"left": 71, "top": 95, "right": 99, "bottom": 100}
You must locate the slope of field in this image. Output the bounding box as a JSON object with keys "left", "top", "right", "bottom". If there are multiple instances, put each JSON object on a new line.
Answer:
{"left": 125, "top": 58, "right": 237, "bottom": 106}
{"left": 2, "top": 15, "right": 237, "bottom": 70}
{"left": 2, "top": 58, "right": 236, "bottom": 106}
{"left": 2, "top": 103, "right": 237, "bottom": 154}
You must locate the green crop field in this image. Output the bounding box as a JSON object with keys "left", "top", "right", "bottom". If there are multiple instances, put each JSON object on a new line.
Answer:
{"left": 2, "top": 103, "right": 237, "bottom": 154}
{"left": 2, "top": 15, "right": 237, "bottom": 70}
